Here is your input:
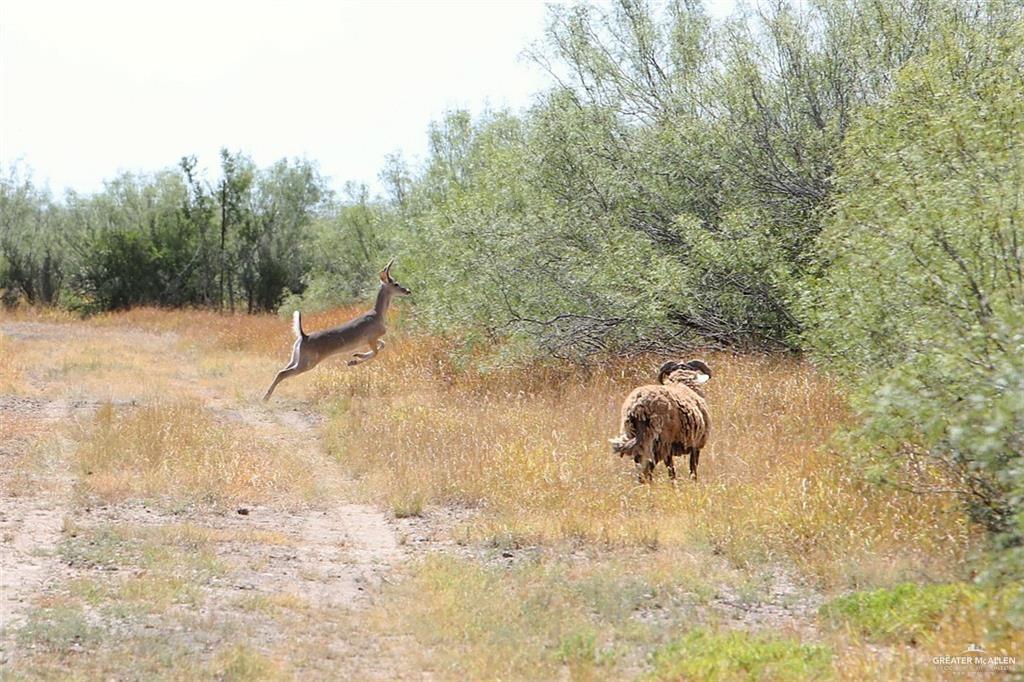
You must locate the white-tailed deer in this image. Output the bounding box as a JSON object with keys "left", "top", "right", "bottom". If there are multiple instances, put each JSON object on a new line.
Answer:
{"left": 262, "top": 258, "right": 411, "bottom": 401}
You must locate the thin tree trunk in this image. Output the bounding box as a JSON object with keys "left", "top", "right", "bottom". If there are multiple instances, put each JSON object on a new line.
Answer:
{"left": 220, "top": 182, "right": 227, "bottom": 311}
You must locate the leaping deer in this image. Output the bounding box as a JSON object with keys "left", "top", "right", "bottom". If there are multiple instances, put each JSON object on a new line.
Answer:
{"left": 262, "top": 258, "right": 411, "bottom": 401}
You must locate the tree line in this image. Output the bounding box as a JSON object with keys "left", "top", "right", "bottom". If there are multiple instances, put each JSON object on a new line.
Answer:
{"left": 1, "top": 150, "right": 326, "bottom": 313}
{"left": 2, "top": 0, "right": 1022, "bottom": 575}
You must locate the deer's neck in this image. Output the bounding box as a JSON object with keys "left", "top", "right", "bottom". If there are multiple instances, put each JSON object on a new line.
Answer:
{"left": 373, "top": 285, "right": 393, "bottom": 316}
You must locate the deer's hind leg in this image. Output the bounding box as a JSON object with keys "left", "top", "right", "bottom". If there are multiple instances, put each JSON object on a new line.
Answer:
{"left": 347, "top": 338, "right": 385, "bottom": 367}
{"left": 263, "top": 338, "right": 312, "bottom": 401}
{"left": 263, "top": 365, "right": 310, "bottom": 401}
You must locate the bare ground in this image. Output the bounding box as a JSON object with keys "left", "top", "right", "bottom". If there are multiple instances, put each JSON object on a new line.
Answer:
{"left": 0, "top": 396, "right": 80, "bottom": 632}
{"left": 0, "top": 321, "right": 452, "bottom": 677}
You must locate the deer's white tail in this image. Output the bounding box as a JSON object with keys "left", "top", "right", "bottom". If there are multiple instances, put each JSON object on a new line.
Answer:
{"left": 293, "top": 310, "right": 306, "bottom": 339}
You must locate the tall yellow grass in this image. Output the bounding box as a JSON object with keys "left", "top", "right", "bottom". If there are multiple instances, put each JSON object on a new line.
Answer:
{"left": 86, "top": 305, "right": 368, "bottom": 358}
{"left": 0, "top": 330, "right": 23, "bottom": 393}
{"left": 76, "top": 401, "right": 323, "bottom": 506}
{"left": 317, "top": 341, "right": 975, "bottom": 588}
{"left": 3, "top": 307, "right": 1005, "bottom": 680}
{"left": 9, "top": 306, "right": 978, "bottom": 586}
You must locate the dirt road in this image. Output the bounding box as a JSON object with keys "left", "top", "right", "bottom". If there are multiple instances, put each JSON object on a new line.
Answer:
{"left": 0, "top": 320, "right": 426, "bottom": 678}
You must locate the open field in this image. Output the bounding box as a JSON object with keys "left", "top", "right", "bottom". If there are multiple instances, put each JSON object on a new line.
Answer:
{"left": 1, "top": 307, "right": 1019, "bottom": 680}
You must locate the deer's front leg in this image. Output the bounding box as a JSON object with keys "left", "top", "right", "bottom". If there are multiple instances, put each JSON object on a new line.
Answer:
{"left": 347, "top": 339, "right": 385, "bottom": 366}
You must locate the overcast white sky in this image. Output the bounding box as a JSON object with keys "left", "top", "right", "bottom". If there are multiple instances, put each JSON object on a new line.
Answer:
{"left": 1, "top": 0, "right": 733, "bottom": 198}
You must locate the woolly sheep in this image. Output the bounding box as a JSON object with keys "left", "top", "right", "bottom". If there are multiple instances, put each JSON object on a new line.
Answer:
{"left": 609, "top": 359, "right": 712, "bottom": 483}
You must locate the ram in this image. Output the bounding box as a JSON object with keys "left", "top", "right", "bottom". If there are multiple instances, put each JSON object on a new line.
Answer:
{"left": 610, "top": 359, "right": 712, "bottom": 483}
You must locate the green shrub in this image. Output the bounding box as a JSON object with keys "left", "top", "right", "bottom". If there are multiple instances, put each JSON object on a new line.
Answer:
{"left": 648, "top": 628, "right": 833, "bottom": 681}
{"left": 804, "top": 15, "right": 1024, "bottom": 554}
{"left": 819, "top": 583, "right": 977, "bottom": 643}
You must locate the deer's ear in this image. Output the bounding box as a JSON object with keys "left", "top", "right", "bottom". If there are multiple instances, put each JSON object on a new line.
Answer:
{"left": 380, "top": 257, "right": 395, "bottom": 282}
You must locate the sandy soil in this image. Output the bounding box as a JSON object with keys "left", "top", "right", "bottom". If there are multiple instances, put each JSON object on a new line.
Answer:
{"left": 1, "top": 396, "right": 80, "bottom": 632}
{"left": 0, "top": 321, "right": 442, "bottom": 677}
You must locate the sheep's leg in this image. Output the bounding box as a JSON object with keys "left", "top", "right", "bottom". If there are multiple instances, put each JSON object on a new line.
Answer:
{"left": 689, "top": 448, "right": 700, "bottom": 480}
{"left": 668, "top": 444, "right": 684, "bottom": 482}
{"left": 637, "top": 458, "right": 655, "bottom": 484}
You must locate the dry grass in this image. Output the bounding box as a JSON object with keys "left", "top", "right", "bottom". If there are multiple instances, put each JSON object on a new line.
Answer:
{"left": 79, "top": 305, "right": 384, "bottom": 403}
{"left": 3, "top": 307, "right": 1007, "bottom": 681}
{"left": 320, "top": 345, "right": 973, "bottom": 588}
{"left": 85, "top": 305, "right": 368, "bottom": 358}
{"left": 0, "top": 330, "right": 26, "bottom": 393}
{"left": 155, "top": 522, "right": 296, "bottom": 547}
{"left": 56, "top": 306, "right": 974, "bottom": 585}
{"left": 0, "top": 305, "right": 76, "bottom": 324}
{"left": 372, "top": 549, "right": 764, "bottom": 680}
{"left": 16, "top": 518, "right": 299, "bottom": 681}
{"left": 236, "top": 592, "right": 311, "bottom": 614}
{"left": 0, "top": 324, "right": 190, "bottom": 402}
{"left": 74, "top": 401, "right": 323, "bottom": 506}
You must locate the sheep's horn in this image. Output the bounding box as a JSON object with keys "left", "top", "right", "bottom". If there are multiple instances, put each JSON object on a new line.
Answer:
{"left": 685, "top": 359, "right": 712, "bottom": 378}
{"left": 657, "top": 361, "right": 681, "bottom": 384}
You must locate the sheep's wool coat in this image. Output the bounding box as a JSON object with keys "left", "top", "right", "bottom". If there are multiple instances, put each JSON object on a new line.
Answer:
{"left": 617, "top": 369, "right": 710, "bottom": 464}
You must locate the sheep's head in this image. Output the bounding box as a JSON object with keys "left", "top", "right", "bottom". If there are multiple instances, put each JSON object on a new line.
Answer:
{"left": 657, "top": 359, "right": 712, "bottom": 386}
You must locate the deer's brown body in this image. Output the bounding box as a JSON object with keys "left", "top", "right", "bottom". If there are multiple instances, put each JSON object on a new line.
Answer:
{"left": 262, "top": 259, "right": 410, "bottom": 401}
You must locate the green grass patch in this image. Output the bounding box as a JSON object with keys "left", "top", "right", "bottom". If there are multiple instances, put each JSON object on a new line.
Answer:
{"left": 372, "top": 552, "right": 728, "bottom": 679}
{"left": 212, "top": 644, "right": 285, "bottom": 681}
{"left": 818, "top": 582, "right": 977, "bottom": 643}
{"left": 648, "top": 628, "right": 833, "bottom": 681}
{"left": 59, "top": 522, "right": 224, "bottom": 577}
{"left": 17, "top": 605, "right": 101, "bottom": 654}
{"left": 67, "top": 574, "right": 200, "bottom": 616}
{"left": 235, "top": 592, "right": 311, "bottom": 615}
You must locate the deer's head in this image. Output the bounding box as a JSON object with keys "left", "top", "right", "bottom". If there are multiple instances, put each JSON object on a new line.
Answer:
{"left": 380, "top": 258, "right": 411, "bottom": 296}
